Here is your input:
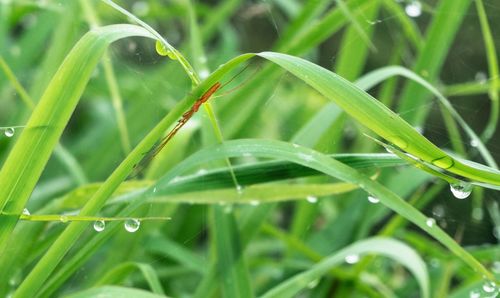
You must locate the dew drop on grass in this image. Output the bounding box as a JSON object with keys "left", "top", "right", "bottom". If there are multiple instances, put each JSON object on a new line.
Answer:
{"left": 4, "top": 127, "right": 14, "bottom": 137}
{"left": 405, "top": 1, "right": 422, "bottom": 17}
{"left": 367, "top": 195, "right": 379, "bottom": 204}
{"left": 60, "top": 215, "right": 69, "bottom": 223}
{"left": 124, "top": 219, "right": 140, "bottom": 233}
{"left": 345, "top": 254, "right": 360, "bottom": 264}
{"left": 426, "top": 218, "right": 436, "bottom": 228}
{"left": 306, "top": 196, "right": 318, "bottom": 204}
{"left": 450, "top": 182, "right": 472, "bottom": 199}
{"left": 93, "top": 220, "right": 105, "bottom": 232}
{"left": 155, "top": 40, "right": 177, "bottom": 60}
{"left": 22, "top": 208, "right": 30, "bottom": 216}
{"left": 470, "top": 139, "right": 479, "bottom": 147}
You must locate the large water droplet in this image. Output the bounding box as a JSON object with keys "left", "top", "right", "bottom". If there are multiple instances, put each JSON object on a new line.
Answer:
{"left": 93, "top": 220, "right": 105, "bottom": 232}
{"left": 405, "top": 1, "right": 422, "bottom": 17}
{"left": 124, "top": 219, "right": 140, "bottom": 233}
{"left": 450, "top": 182, "right": 472, "bottom": 199}
{"left": 22, "top": 208, "right": 30, "bottom": 216}
{"left": 306, "top": 196, "right": 318, "bottom": 203}
{"left": 345, "top": 254, "right": 360, "bottom": 264}
{"left": 426, "top": 218, "right": 436, "bottom": 228}
{"left": 4, "top": 127, "right": 14, "bottom": 138}
{"left": 367, "top": 195, "right": 380, "bottom": 204}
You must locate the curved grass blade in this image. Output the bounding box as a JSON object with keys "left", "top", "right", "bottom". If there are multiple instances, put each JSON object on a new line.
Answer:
{"left": 355, "top": 65, "right": 497, "bottom": 169}
{"left": 260, "top": 237, "right": 429, "bottom": 298}
{"left": 257, "top": 52, "right": 500, "bottom": 185}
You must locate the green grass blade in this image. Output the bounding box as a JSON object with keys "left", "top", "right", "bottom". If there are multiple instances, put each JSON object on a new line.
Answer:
{"left": 260, "top": 237, "right": 429, "bottom": 298}
{"left": 258, "top": 52, "right": 500, "bottom": 185}
{"left": 64, "top": 286, "right": 168, "bottom": 298}
{"left": 150, "top": 139, "right": 494, "bottom": 281}
{"left": 475, "top": 0, "right": 500, "bottom": 141}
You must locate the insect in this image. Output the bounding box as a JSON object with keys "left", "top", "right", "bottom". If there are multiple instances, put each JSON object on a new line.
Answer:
{"left": 149, "top": 65, "right": 250, "bottom": 159}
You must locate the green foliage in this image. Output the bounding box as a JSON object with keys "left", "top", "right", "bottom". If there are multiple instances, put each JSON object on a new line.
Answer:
{"left": 0, "top": 0, "right": 499, "bottom": 297}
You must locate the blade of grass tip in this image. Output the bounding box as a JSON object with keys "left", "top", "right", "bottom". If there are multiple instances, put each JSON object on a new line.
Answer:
{"left": 80, "top": 0, "right": 132, "bottom": 154}
{"left": 355, "top": 66, "right": 498, "bottom": 169}
{"left": 475, "top": 0, "right": 500, "bottom": 142}
{"left": 259, "top": 52, "right": 500, "bottom": 185}
{"left": 14, "top": 51, "right": 254, "bottom": 297}
{"left": 397, "top": 0, "right": 472, "bottom": 127}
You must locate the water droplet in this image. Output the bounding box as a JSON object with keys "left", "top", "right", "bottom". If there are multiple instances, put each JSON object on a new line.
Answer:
{"left": 482, "top": 281, "right": 497, "bottom": 293}
{"left": 22, "top": 208, "right": 30, "bottom": 216}
{"left": 345, "top": 254, "right": 360, "bottom": 264}
{"left": 493, "top": 226, "right": 500, "bottom": 239}
{"left": 450, "top": 182, "right": 472, "bottom": 199}
{"left": 60, "top": 215, "right": 69, "bottom": 223}
{"left": 367, "top": 195, "right": 379, "bottom": 204}
{"left": 475, "top": 72, "right": 488, "bottom": 84}
{"left": 469, "top": 289, "right": 480, "bottom": 298}
{"left": 4, "top": 127, "right": 14, "bottom": 137}
{"left": 93, "top": 220, "right": 105, "bottom": 232}
{"left": 155, "top": 40, "right": 177, "bottom": 60}
{"left": 132, "top": 1, "right": 149, "bottom": 16}
{"left": 306, "top": 196, "right": 318, "bottom": 203}
{"left": 405, "top": 1, "right": 422, "bottom": 17}
{"left": 426, "top": 218, "right": 436, "bottom": 228}
{"left": 249, "top": 200, "right": 260, "bottom": 206}
{"left": 124, "top": 219, "right": 140, "bottom": 233}
{"left": 470, "top": 139, "right": 479, "bottom": 148}
{"left": 432, "top": 205, "right": 445, "bottom": 218}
